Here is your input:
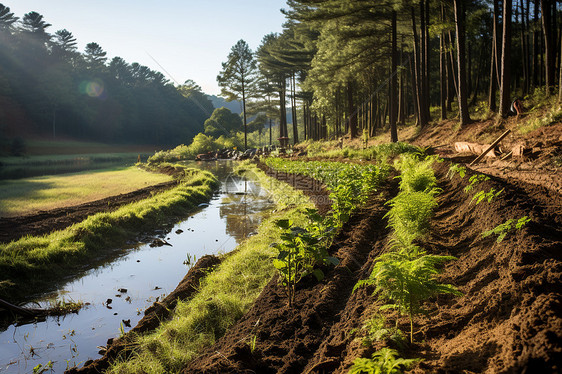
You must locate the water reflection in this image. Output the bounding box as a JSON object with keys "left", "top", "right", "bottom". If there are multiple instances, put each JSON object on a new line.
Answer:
{"left": 0, "top": 160, "right": 275, "bottom": 374}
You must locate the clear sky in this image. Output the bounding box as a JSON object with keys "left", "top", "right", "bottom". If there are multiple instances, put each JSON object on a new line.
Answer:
{"left": 7, "top": 0, "right": 288, "bottom": 95}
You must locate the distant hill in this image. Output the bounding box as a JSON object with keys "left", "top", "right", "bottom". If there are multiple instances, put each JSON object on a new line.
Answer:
{"left": 206, "top": 95, "right": 294, "bottom": 124}
{"left": 207, "top": 95, "right": 242, "bottom": 114}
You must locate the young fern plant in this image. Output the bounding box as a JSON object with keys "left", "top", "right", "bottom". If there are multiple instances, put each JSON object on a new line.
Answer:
{"left": 355, "top": 251, "right": 461, "bottom": 343}
{"left": 349, "top": 347, "right": 420, "bottom": 374}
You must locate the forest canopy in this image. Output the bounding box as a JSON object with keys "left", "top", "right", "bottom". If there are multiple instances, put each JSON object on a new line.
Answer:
{"left": 0, "top": 4, "right": 213, "bottom": 146}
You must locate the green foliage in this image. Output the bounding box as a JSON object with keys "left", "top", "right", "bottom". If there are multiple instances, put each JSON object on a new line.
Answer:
{"left": 463, "top": 174, "right": 490, "bottom": 193}
{"left": 385, "top": 191, "right": 438, "bottom": 247}
{"left": 272, "top": 218, "right": 338, "bottom": 306}
{"left": 447, "top": 164, "right": 467, "bottom": 179}
{"left": 471, "top": 188, "right": 504, "bottom": 205}
{"left": 204, "top": 107, "right": 243, "bottom": 137}
{"left": 482, "top": 216, "right": 531, "bottom": 243}
{"left": 361, "top": 315, "right": 407, "bottom": 350}
{"left": 394, "top": 154, "right": 438, "bottom": 193}
{"left": 349, "top": 347, "right": 420, "bottom": 374}
{"left": 306, "top": 142, "right": 421, "bottom": 164}
{"left": 355, "top": 252, "right": 460, "bottom": 343}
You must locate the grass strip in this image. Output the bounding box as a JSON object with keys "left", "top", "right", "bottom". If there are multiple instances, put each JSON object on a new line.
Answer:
{"left": 0, "top": 166, "right": 173, "bottom": 217}
{"left": 0, "top": 167, "right": 218, "bottom": 300}
{"left": 107, "top": 161, "right": 315, "bottom": 373}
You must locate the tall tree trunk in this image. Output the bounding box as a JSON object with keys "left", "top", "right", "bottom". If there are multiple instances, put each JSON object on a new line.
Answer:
{"left": 347, "top": 80, "right": 358, "bottom": 138}
{"left": 419, "top": 0, "right": 430, "bottom": 125}
{"left": 499, "top": 0, "right": 513, "bottom": 117}
{"left": 291, "top": 73, "right": 299, "bottom": 144}
{"left": 541, "top": 0, "right": 554, "bottom": 93}
{"left": 533, "top": 0, "right": 540, "bottom": 87}
{"left": 489, "top": 25, "right": 498, "bottom": 112}
{"left": 520, "top": 0, "right": 530, "bottom": 94}
{"left": 242, "top": 80, "right": 247, "bottom": 150}
{"left": 558, "top": 29, "right": 562, "bottom": 104}
{"left": 411, "top": 6, "right": 426, "bottom": 127}
{"left": 454, "top": 0, "right": 472, "bottom": 125}
{"left": 390, "top": 10, "right": 399, "bottom": 142}
{"left": 440, "top": 4, "right": 447, "bottom": 119}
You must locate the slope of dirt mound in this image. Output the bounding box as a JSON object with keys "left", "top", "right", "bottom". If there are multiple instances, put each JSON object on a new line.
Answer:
{"left": 409, "top": 162, "right": 562, "bottom": 373}
{"left": 0, "top": 180, "right": 177, "bottom": 243}
{"left": 182, "top": 177, "right": 399, "bottom": 373}
{"left": 184, "top": 162, "right": 561, "bottom": 373}
{"left": 412, "top": 118, "right": 562, "bottom": 195}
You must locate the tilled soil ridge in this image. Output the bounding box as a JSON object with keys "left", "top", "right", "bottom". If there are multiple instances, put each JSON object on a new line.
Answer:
{"left": 182, "top": 177, "right": 399, "bottom": 373}
{"left": 184, "top": 162, "right": 562, "bottom": 373}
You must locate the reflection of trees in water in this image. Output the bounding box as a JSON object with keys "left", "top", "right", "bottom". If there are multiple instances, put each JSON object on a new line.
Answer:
{"left": 219, "top": 193, "right": 270, "bottom": 240}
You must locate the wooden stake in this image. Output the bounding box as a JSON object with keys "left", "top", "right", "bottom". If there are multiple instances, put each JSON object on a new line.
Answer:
{"left": 469, "top": 129, "right": 511, "bottom": 165}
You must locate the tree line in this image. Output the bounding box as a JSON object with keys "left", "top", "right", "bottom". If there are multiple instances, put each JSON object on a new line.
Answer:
{"left": 218, "top": 0, "right": 562, "bottom": 146}
{"left": 0, "top": 4, "right": 213, "bottom": 147}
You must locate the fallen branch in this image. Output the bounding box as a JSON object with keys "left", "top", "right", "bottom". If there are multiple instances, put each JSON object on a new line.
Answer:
{"left": 0, "top": 298, "right": 44, "bottom": 317}
{"left": 469, "top": 129, "right": 511, "bottom": 166}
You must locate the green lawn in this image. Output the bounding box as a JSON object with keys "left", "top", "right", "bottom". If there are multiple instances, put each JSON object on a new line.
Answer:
{"left": 0, "top": 166, "right": 173, "bottom": 217}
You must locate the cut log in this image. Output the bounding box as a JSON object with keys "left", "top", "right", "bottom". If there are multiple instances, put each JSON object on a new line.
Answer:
{"left": 469, "top": 129, "right": 512, "bottom": 166}
{"left": 455, "top": 142, "right": 497, "bottom": 157}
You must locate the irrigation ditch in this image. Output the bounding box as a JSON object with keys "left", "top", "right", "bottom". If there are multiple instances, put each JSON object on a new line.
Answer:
{"left": 0, "top": 161, "right": 277, "bottom": 373}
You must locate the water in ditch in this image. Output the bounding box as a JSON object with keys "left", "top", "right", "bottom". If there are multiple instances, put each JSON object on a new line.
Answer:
{"left": 0, "top": 160, "right": 275, "bottom": 373}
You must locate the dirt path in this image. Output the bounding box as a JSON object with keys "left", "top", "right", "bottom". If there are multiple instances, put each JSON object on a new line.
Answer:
{"left": 0, "top": 180, "right": 178, "bottom": 243}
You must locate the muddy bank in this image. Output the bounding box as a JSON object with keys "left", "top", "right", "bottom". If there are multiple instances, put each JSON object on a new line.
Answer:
{"left": 0, "top": 180, "right": 178, "bottom": 243}
{"left": 183, "top": 162, "right": 562, "bottom": 373}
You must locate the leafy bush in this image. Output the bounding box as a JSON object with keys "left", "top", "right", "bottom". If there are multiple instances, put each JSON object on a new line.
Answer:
{"left": 271, "top": 218, "right": 338, "bottom": 306}
{"left": 394, "top": 154, "right": 438, "bottom": 193}
{"left": 385, "top": 190, "right": 438, "bottom": 247}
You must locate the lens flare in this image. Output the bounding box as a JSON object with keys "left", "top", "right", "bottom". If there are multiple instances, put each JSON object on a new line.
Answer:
{"left": 79, "top": 79, "right": 105, "bottom": 98}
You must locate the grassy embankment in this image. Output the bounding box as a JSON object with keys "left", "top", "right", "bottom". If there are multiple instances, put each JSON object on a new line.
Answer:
{"left": 0, "top": 166, "right": 173, "bottom": 217}
{"left": 0, "top": 164, "right": 217, "bottom": 300}
{"left": 106, "top": 161, "right": 315, "bottom": 373}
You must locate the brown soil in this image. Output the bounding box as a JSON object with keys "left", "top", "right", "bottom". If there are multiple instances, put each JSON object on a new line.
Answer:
{"left": 412, "top": 118, "right": 562, "bottom": 195}
{"left": 0, "top": 180, "right": 178, "bottom": 243}
{"left": 182, "top": 161, "right": 561, "bottom": 373}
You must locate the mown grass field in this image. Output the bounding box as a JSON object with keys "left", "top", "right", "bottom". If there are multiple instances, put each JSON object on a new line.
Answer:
{"left": 0, "top": 166, "right": 173, "bottom": 217}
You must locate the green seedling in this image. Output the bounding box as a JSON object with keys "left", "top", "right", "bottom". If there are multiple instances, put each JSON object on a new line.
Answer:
{"left": 271, "top": 219, "right": 338, "bottom": 307}
{"left": 361, "top": 314, "right": 407, "bottom": 350}
{"left": 355, "top": 251, "right": 461, "bottom": 343}
{"left": 447, "top": 164, "right": 466, "bottom": 179}
{"left": 464, "top": 174, "right": 490, "bottom": 192}
{"left": 471, "top": 188, "right": 504, "bottom": 205}
{"left": 349, "top": 347, "right": 420, "bottom": 374}
{"left": 482, "top": 216, "right": 531, "bottom": 243}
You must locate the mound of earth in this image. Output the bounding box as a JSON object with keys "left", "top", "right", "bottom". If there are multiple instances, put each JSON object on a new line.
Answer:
{"left": 182, "top": 162, "right": 561, "bottom": 373}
